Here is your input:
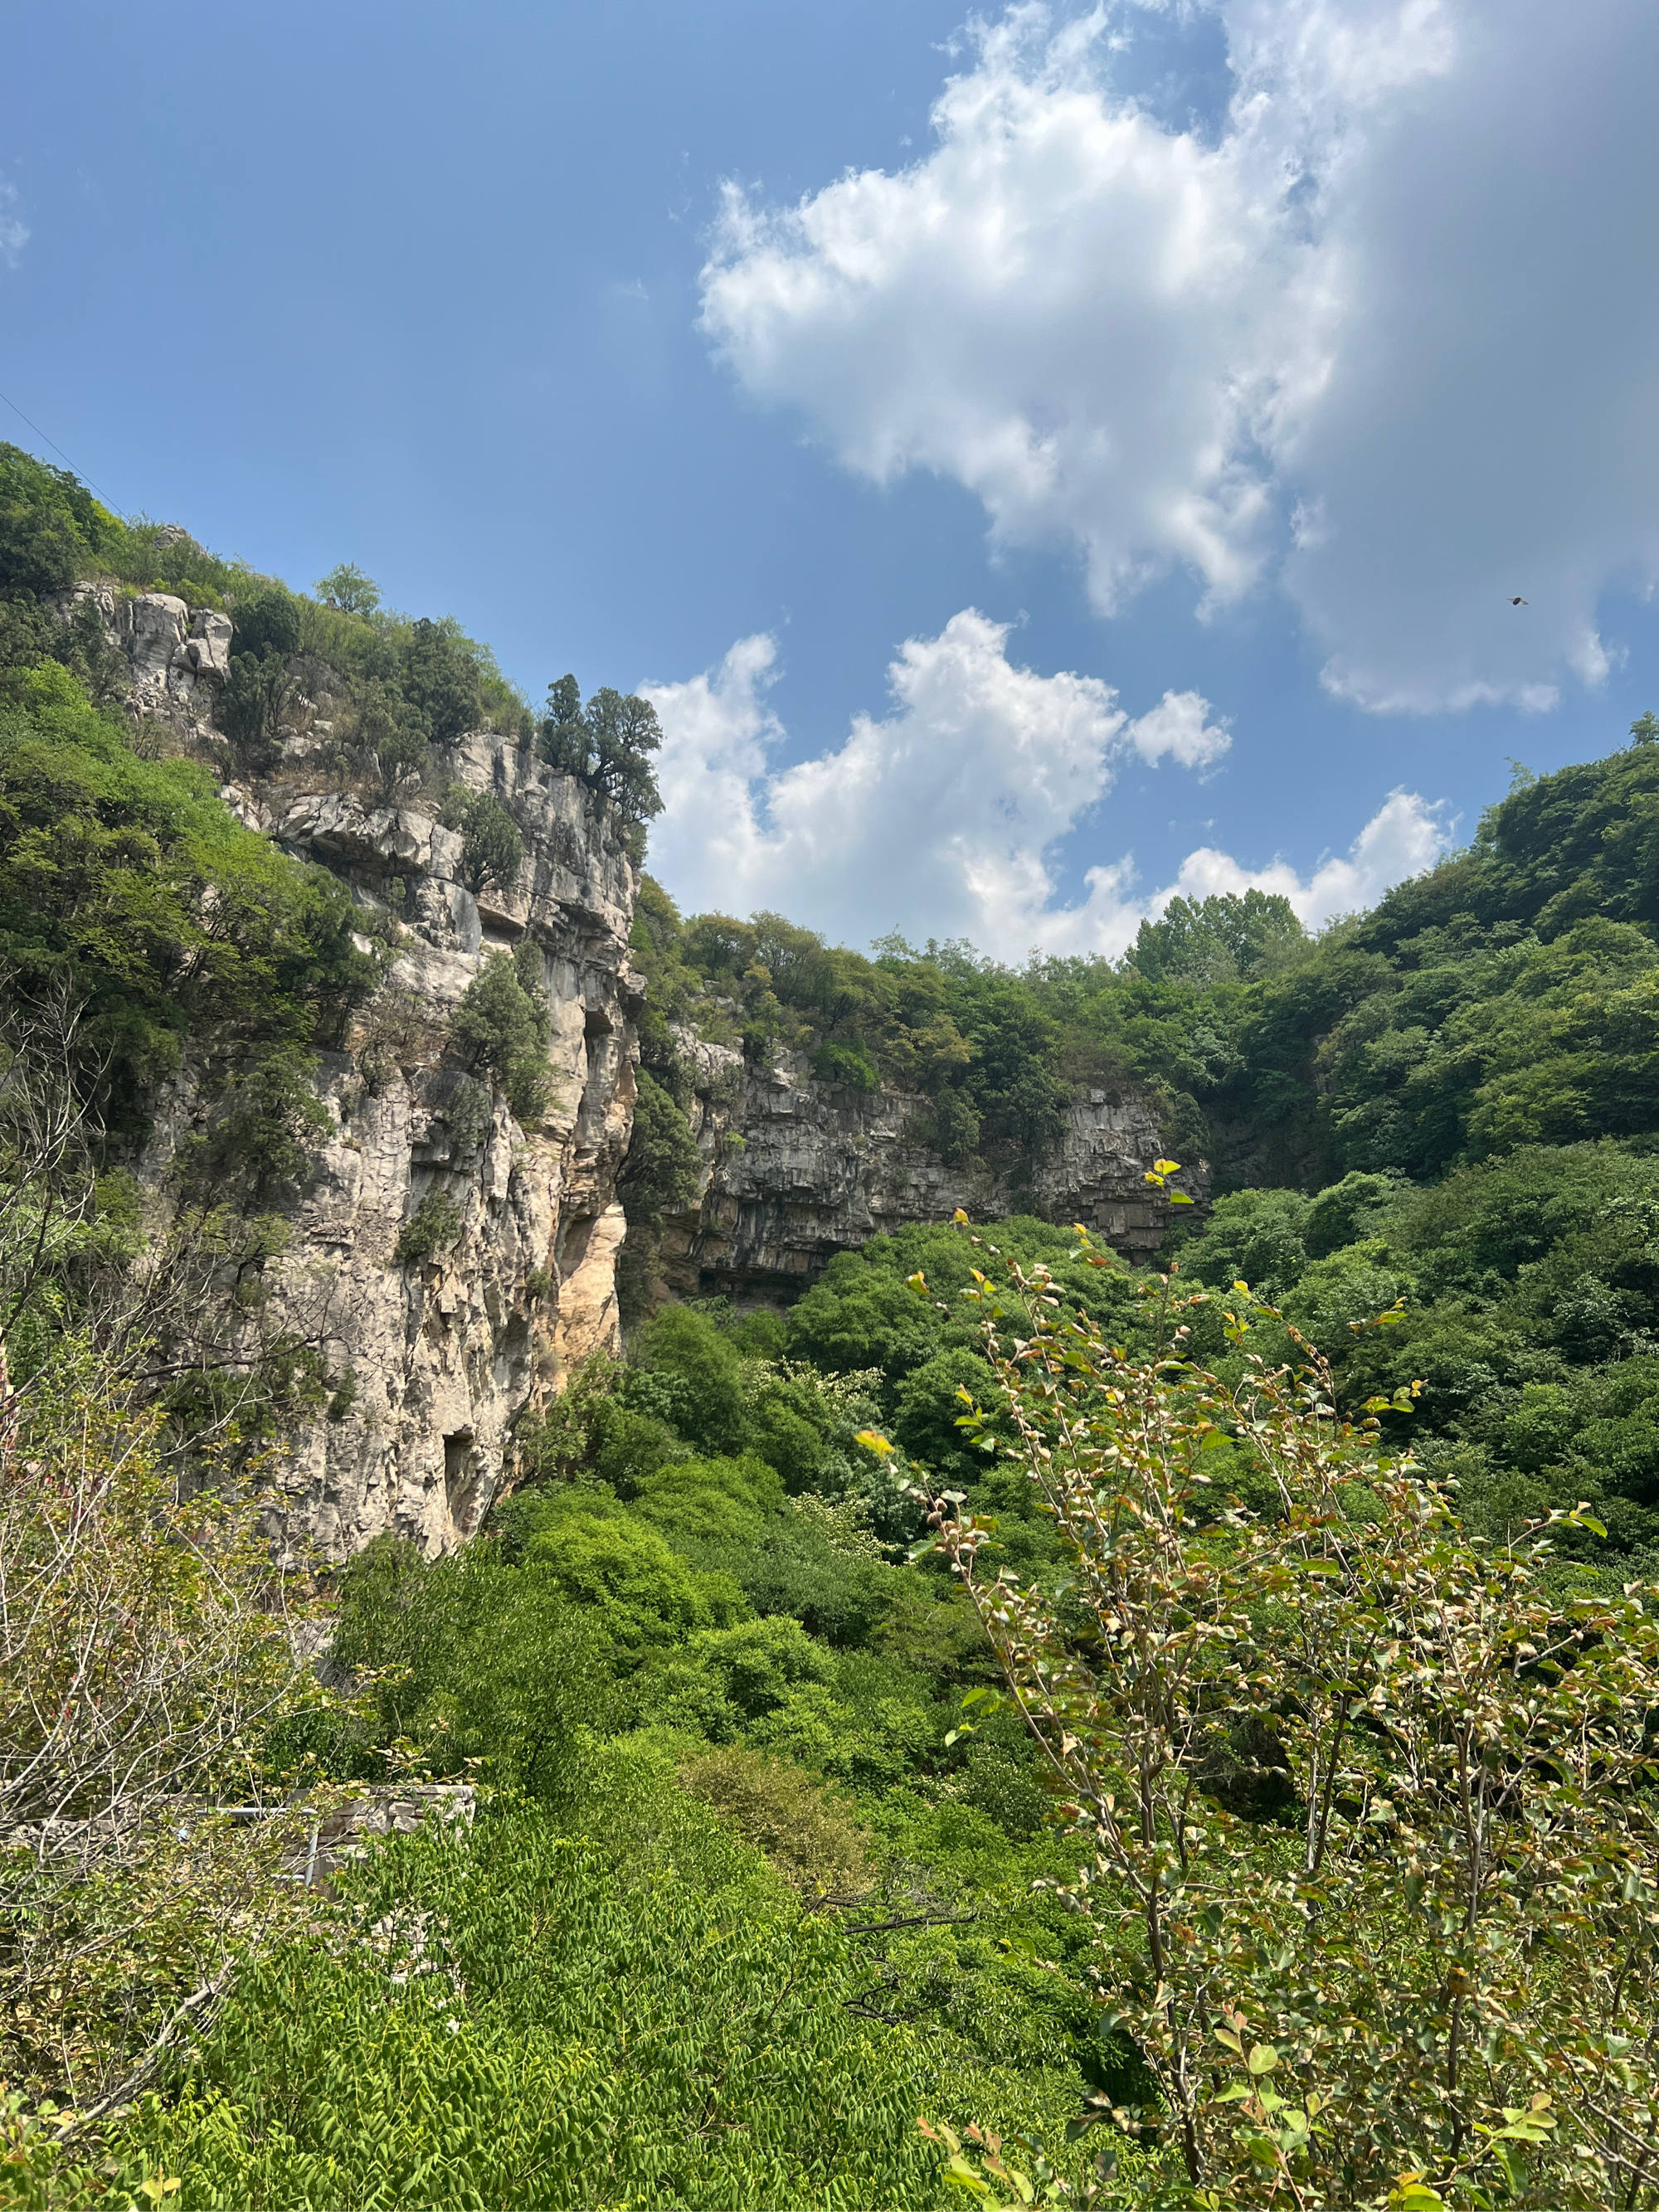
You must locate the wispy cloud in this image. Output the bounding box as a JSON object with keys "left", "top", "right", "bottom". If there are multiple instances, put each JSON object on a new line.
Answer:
{"left": 0, "top": 182, "right": 28, "bottom": 268}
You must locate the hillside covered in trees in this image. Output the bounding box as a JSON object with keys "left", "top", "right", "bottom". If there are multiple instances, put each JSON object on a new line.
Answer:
{"left": 7, "top": 441, "right": 1659, "bottom": 2208}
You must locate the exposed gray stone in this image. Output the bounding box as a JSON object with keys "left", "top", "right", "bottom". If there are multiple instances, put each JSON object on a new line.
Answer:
{"left": 130, "top": 719, "right": 640, "bottom": 1561}
{"left": 81, "top": 584, "right": 1189, "bottom": 1564}
{"left": 660, "top": 1048, "right": 1199, "bottom": 1298}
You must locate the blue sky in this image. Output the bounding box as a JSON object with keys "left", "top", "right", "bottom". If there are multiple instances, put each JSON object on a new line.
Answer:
{"left": 4, "top": 2, "right": 1658, "bottom": 957}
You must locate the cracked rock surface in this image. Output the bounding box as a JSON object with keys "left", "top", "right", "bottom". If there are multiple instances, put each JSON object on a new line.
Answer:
{"left": 659, "top": 1035, "right": 1199, "bottom": 1300}
{"left": 93, "top": 586, "right": 643, "bottom": 1559}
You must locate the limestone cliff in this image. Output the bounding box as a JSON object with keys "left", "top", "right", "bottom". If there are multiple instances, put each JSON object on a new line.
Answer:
{"left": 659, "top": 1029, "right": 1198, "bottom": 1300}
{"left": 98, "top": 594, "right": 642, "bottom": 1561}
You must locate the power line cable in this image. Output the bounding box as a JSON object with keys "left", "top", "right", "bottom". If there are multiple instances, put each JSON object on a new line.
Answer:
{"left": 0, "top": 386, "right": 118, "bottom": 507}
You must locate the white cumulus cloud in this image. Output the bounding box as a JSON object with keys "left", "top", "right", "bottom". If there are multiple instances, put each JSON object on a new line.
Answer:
{"left": 701, "top": 0, "right": 1659, "bottom": 714}
{"left": 643, "top": 612, "right": 1445, "bottom": 960}
{"left": 1160, "top": 785, "right": 1453, "bottom": 929}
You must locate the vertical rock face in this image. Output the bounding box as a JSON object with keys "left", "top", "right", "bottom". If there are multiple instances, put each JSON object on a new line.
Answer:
{"left": 98, "top": 587, "right": 644, "bottom": 1560}
{"left": 659, "top": 1037, "right": 1199, "bottom": 1299}
{"left": 229, "top": 734, "right": 643, "bottom": 1560}
{"left": 89, "top": 588, "right": 1189, "bottom": 1557}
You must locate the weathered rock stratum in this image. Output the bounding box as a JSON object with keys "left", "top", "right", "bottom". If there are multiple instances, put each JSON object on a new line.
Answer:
{"left": 659, "top": 1030, "right": 1199, "bottom": 1300}
{"left": 95, "top": 595, "right": 642, "bottom": 1561}
{"left": 84, "top": 588, "right": 1187, "bottom": 1559}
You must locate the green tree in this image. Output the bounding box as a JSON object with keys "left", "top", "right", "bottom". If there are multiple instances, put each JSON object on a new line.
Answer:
{"left": 1126, "top": 888, "right": 1306, "bottom": 988}
{"left": 538, "top": 676, "right": 664, "bottom": 826}
{"left": 618, "top": 1068, "right": 703, "bottom": 1228}
{"left": 330, "top": 1534, "right": 602, "bottom": 1795}
{"left": 628, "top": 1302, "right": 749, "bottom": 1454}
{"left": 228, "top": 585, "right": 302, "bottom": 663}
{"left": 929, "top": 1232, "right": 1659, "bottom": 2206}
{"left": 219, "top": 649, "right": 293, "bottom": 771}
{"left": 402, "top": 615, "right": 484, "bottom": 747}
{"left": 0, "top": 442, "right": 123, "bottom": 603}
{"left": 349, "top": 674, "right": 426, "bottom": 796}
{"left": 449, "top": 946, "right": 549, "bottom": 1119}
{"left": 190, "top": 1043, "right": 331, "bottom": 1198}
{"left": 314, "top": 562, "right": 382, "bottom": 619}
{"left": 456, "top": 789, "right": 524, "bottom": 897}
{"left": 392, "top": 1187, "right": 463, "bottom": 1267}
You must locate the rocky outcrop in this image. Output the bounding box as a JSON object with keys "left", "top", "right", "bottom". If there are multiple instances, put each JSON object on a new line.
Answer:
{"left": 65, "top": 584, "right": 232, "bottom": 721}
{"left": 236, "top": 734, "right": 641, "bottom": 1561}
{"left": 659, "top": 1036, "right": 1198, "bottom": 1300}
{"left": 99, "top": 588, "right": 644, "bottom": 1561}
{"left": 84, "top": 581, "right": 1190, "bottom": 1552}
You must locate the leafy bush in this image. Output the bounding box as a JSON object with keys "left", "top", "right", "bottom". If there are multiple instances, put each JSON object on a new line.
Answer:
{"left": 187, "top": 1043, "right": 331, "bottom": 1198}
{"left": 679, "top": 1744, "right": 871, "bottom": 1897}
{"left": 402, "top": 615, "right": 484, "bottom": 746}
{"left": 627, "top": 1303, "right": 748, "bottom": 1453}
{"left": 616, "top": 1069, "right": 703, "bottom": 1324}
{"left": 329, "top": 1534, "right": 606, "bottom": 1795}
{"left": 455, "top": 788, "right": 523, "bottom": 897}
{"left": 219, "top": 649, "right": 293, "bottom": 771}
{"left": 392, "top": 1187, "right": 462, "bottom": 1267}
{"left": 449, "top": 944, "right": 549, "bottom": 1118}
{"left": 348, "top": 673, "right": 426, "bottom": 795}
{"left": 629, "top": 1451, "right": 785, "bottom": 1556}
{"left": 516, "top": 1490, "right": 746, "bottom": 1653}
{"left": 0, "top": 1338, "right": 348, "bottom": 2105}
{"left": 101, "top": 1809, "right": 962, "bottom": 2210}
{"left": 928, "top": 1232, "right": 1659, "bottom": 2205}
{"left": 0, "top": 442, "right": 125, "bottom": 602}
{"left": 0, "top": 662, "right": 381, "bottom": 1132}
{"left": 228, "top": 585, "right": 302, "bottom": 664}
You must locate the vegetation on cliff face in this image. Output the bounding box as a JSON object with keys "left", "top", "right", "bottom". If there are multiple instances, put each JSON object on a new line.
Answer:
{"left": 0, "top": 440, "right": 664, "bottom": 834}
{"left": 0, "top": 445, "right": 660, "bottom": 1448}
{"left": 0, "top": 660, "right": 381, "bottom": 1127}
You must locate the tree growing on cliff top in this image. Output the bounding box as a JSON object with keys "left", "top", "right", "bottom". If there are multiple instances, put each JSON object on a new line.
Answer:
{"left": 314, "top": 563, "right": 382, "bottom": 620}
{"left": 540, "top": 675, "right": 664, "bottom": 831}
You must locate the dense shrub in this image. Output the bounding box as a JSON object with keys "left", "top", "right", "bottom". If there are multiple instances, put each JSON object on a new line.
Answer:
{"left": 393, "top": 1187, "right": 463, "bottom": 1267}
{"left": 455, "top": 787, "right": 523, "bottom": 896}
{"left": 449, "top": 942, "right": 549, "bottom": 1118}
{"left": 91, "top": 1801, "right": 999, "bottom": 2210}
